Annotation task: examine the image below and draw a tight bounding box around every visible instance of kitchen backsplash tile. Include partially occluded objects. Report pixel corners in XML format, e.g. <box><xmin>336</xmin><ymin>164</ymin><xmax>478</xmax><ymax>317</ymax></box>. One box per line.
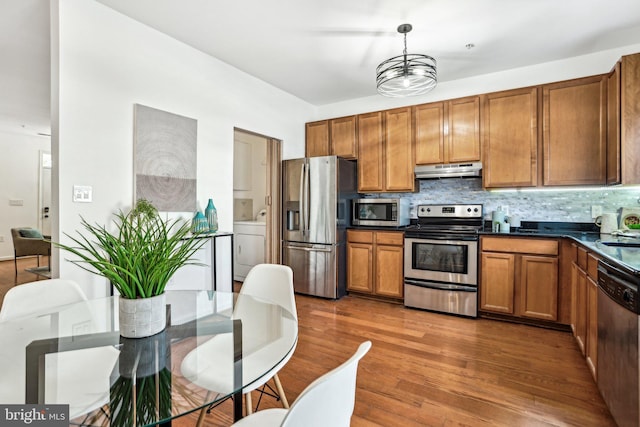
<box><xmin>366</xmin><ymin>178</ymin><xmax>640</xmax><ymax>223</ymax></box>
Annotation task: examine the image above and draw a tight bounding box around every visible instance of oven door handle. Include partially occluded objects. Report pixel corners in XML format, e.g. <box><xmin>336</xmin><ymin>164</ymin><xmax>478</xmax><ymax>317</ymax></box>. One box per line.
<box><xmin>404</xmin><ymin>279</ymin><xmax>477</xmax><ymax>292</ymax></box>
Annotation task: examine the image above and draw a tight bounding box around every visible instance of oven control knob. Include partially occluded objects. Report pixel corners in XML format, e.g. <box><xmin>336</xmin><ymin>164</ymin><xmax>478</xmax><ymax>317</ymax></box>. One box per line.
<box><xmin>426</xmin><ymin>208</ymin><xmax>431</xmax><ymax>213</ymax></box>
<box><xmin>474</xmin><ymin>208</ymin><xmax>479</xmax><ymax>212</ymax></box>
<box><xmin>623</xmin><ymin>289</ymin><xmax>632</xmax><ymax>303</ymax></box>
<box><xmin>467</xmin><ymin>208</ymin><xmax>471</xmax><ymax>212</ymax></box>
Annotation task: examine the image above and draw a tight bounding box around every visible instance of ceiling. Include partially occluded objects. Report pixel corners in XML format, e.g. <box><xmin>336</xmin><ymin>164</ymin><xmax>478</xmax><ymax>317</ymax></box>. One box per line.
<box><xmin>3</xmin><ymin>0</ymin><xmax>640</xmax><ymax>135</ymax></box>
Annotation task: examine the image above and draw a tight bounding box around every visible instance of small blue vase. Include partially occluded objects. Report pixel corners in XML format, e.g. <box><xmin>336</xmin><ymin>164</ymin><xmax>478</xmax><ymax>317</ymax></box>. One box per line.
<box><xmin>192</xmin><ymin>211</ymin><xmax>208</xmax><ymax>233</ymax></box>
<box><xmin>205</xmin><ymin>198</ymin><xmax>218</xmax><ymax>233</ymax></box>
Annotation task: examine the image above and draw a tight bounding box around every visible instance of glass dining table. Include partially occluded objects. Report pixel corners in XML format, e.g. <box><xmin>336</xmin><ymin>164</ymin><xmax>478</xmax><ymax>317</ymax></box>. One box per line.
<box><xmin>0</xmin><ymin>290</ymin><xmax>298</xmax><ymax>426</ymax></box>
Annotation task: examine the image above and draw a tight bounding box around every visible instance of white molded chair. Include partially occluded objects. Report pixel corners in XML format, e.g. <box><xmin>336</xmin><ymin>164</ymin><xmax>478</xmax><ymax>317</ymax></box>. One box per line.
<box><xmin>180</xmin><ymin>263</ymin><xmax>297</xmax><ymax>422</ymax></box>
<box><xmin>0</xmin><ymin>279</ymin><xmax>86</xmax><ymax>321</ymax></box>
<box><xmin>231</xmin><ymin>341</ymin><xmax>372</xmax><ymax>427</ymax></box>
<box><xmin>0</xmin><ymin>279</ymin><xmax>120</xmax><ymax>420</ymax></box>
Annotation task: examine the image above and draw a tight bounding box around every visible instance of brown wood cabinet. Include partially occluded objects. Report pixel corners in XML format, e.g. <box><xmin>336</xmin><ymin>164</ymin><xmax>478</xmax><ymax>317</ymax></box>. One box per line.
<box><xmin>607</xmin><ymin>53</ymin><xmax>640</xmax><ymax>185</ymax></box>
<box><xmin>482</xmin><ymin>88</ymin><xmax>538</xmax><ymax>188</ymax></box>
<box><xmin>305</xmin><ymin>116</ymin><xmax>357</xmax><ymax>159</ymax></box>
<box><xmin>568</xmin><ymin>242</ymin><xmax>599</xmax><ymax>380</ymax></box>
<box><xmin>415</xmin><ymin>96</ymin><xmax>480</xmax><ymax>165</ymax></box>
<box><xmin>357</xmin><ymin>108</ymin><xmax>414</xmax><ymax>192</ymax></box>
<box><xmin>542</xmin><ymin>76</ymin><xmax>607</xmax><ymax>186</ymax></box>
<box><xmin>347</xmin><ymin>230</ymin><xmax>404</xmax><ymax>300</ymax></box>
<box><xmin>329</xmin><ymin>115</ymin><xmax>358</xmax><ymax>159</ymax></box>
<box><xmin>305</xmin><ymin>120</ymin><xmax>329</xmax><ymax>157</ymax></box>
<box><xmin>480</xmin><ymin>237</ymin><xmax>559</xmax><ymax>322</ymax></box>
<box><xmin>357</xmin><ymin>112</ymin><xmax>384</xmax><ymax>191</ymax></box>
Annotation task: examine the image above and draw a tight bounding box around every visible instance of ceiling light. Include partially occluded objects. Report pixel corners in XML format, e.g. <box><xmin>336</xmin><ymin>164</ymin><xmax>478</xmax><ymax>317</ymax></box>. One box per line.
<box><xmin>376</xmin><ymin>24</ymin><xmax>437</xmax><ymax>97</ymax></box>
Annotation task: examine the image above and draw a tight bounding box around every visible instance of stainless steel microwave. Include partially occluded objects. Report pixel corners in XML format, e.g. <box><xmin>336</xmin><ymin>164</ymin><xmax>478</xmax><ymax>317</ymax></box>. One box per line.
<box><xmin>352</xmin><ymin>198</ymin><xmax>410</xmax><ymax>227</ymax></box>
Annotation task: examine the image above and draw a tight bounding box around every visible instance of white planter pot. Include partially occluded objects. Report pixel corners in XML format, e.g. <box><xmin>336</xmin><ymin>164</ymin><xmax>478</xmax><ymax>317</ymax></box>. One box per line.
<box><xmin>118</xmin><ymin>293</ymin><xmax>167</xmax><ymax>339</ymax></box>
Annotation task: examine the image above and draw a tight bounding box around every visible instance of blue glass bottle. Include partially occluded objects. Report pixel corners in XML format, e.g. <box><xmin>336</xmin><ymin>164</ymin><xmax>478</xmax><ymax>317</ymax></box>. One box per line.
<box><xmin>192</xmin><ymin>211</ymin><xmax>208</xmax><ymax>233</ymax></box>
<box><xmin>205</xmin><ymin>198</ymin><xmax>218</xmax><ymax>233</ymax></box>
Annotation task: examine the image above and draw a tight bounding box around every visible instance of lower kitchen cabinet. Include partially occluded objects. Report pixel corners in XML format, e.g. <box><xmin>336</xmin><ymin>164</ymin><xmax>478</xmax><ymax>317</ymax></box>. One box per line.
<box><xmin>571</xmin><ymin>243</ymin><xmax>599</xmax><ymax>380</ymax></box>
<box><xmin>347</xmin><ymin>230</ymin><xmax>404</xmax><ymax>300</ymax></box>
<box><xmin>480</xmin><ymin>236</ymin><xmax>559</xmax><ymax>322</ymax></box>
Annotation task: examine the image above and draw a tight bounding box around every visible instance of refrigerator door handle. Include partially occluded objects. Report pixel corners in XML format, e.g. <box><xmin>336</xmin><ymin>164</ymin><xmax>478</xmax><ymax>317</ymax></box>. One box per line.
<box><xmin>303</xmin><ymin>160</ymin><xmax>310</xmax><ymax>236</ymax></box>
<box><xmin>298</xmin><ymin>162</ymin><xmax>306</xmax><ymax>237</ymax></box>
<box><xmin>285</xmin><ymin>243</ymin><xmax>333</xmax><ymax>252</ymax></box>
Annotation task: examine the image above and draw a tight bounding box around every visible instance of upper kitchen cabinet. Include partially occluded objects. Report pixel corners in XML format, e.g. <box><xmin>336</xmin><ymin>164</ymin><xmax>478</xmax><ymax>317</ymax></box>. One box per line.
<box><xmin>357</xmin><ymin>111</ymin><xmax>384</xmax><ymax>191</ymax></box>
<box><xmin>482</xmin><ymin>87</ymin><xmax>538</xmax><ymax>188</ymax></box>
<box><xmin>415</xmin><ymin>96</ymin><xmax>480</xmax><ymax>165</ymax></box>
<box><xmin>542</xmin><ymin>76</ymin><xmax>606</xmax><ymax>186</ymax></box>
<box><xmin>357</xmin><ymin>108</ymin><xmax>414</xmax><ymax>192</ymax></box>
<box><xmin>607</xmin><ymin>53</ymin><xmax>640</xmax><ymax>185</ymax></box>
<box><xmin>329</xmin><ymin>115</ymin><xmax>358</xmax><ymax>159</ymax></box>
<box><xmin>384</xmin><ymin>107</ymin><xmax>415</xmax><ymax>192</ymax></box>
<box><xmin>305</xmin><ymin>116</ymin><xmax>358</xmax><ymax>159</ymax></box>
<box><xmin>305</xmin><ymin>120</ymin><xmax>329</xmax><ymax>157</ymax></box>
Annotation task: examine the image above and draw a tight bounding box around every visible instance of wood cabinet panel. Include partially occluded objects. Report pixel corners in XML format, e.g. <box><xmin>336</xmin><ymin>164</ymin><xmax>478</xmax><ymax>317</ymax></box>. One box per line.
<box><xmin>375</xmin><ymin>231</ymin><xmax>404</xmax><ymax>246</ymax></box>
<box><xmin>542</xmin><ymin>76</ymin><xmax>606</xmax><ymax>186</ymax></box>
<box><xmin>586</xmin><ymin>275</ymin><xmax>598</xmax><ymax>380</ymax></box>
<box><xmin>620</xmin><ymin>53</ymin><xmax>640</xmax><ymax>184</ymax></box>
<box><xmin>415</xmin><ymin>102</ymin><xmax>445</xmax><ymax>164</ymax></box>
<box><xmin>305</xmin><ymin>120</ymin><xmax>329</xmax><ymax>157</ymax></box>
<box><xmin>574</xmin><ymin>264</ymin><xmax>588</xmax><ymax>355</ymax></box>
<box><xmin>482</xmin><ymin>88</ymin><xmax>538</xmax><ymax>188</ymax></box>
<box><xmin>347</xmin><ymin>242</ymin><xmax>373</xmax><ymax>293</ymax></box>
<box><xmin>480</xmin><ymin>252</ymin><xmax>515</xmax><ymax>314</ymax></box>
<box><xmin>481</xmin><ymin>236</ymin><xmax>559</xmax><ymax>323</ymax></box>
<box><xmin>481</xmin><ymin>237</ymin><xmax>558</xmax><ymax>256</ymax></box>
<box><xmin>519</xmin><ymin>255</ymin><xmax>558</xmax><ymax>321</ymax></box>
<box><xmin>375</xmin><ymin>244</ymin><xmax>404</xmax><ymax>298</ymax></box>
<box><xmin>347</xmin><ymin>230</ymin><xmax>403</xmax><ymax>300</ymax></box>
<box><xmin>607</xmin><ymin>62</ymin><xmax>621</xmax><ymax>184</ymax></box>
<box><xmin>447</xmin><ymin>96</ymin><xmax>481</xmax><ymax>163</ymax></box>
<box><xmin>330</xmin><ymin>115</ymin><xmax>357</xmax><ymax>159</ymax></box>
<box><xmin>384</xmin><ymin>107</ymin><xmax>415</xmax><ymax>192</ymax></box>
<box><xmin>357</xmin><ymin>112</ymin><xmax>384</xmax><ymax>192</ymax></box>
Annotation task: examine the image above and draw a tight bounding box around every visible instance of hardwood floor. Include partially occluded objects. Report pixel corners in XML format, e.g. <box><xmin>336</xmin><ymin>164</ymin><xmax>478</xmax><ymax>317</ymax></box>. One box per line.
<box><xmin>175</xmin><ymin>294</ymin><xmax>614</xmax><ymax>427</ymax></box>
<box><xmin>0</xmin><ymin>260</ymin><xmax>615</xmax><ymax>426</ymax></box>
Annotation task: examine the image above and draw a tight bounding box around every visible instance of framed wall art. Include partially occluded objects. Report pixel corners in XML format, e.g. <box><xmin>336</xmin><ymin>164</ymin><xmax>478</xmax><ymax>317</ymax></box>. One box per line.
<box><xmin>133</xmin><ymin>104</ymin><xmax>197</xmax><ymax>212</ymax></box>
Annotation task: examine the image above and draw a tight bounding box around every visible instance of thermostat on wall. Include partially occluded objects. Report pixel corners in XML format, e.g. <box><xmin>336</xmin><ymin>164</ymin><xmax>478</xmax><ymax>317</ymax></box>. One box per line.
<box><xmin>73</xmin><ymin>185</ymin><xmax>92</xmax><ymax>203</ymax></box>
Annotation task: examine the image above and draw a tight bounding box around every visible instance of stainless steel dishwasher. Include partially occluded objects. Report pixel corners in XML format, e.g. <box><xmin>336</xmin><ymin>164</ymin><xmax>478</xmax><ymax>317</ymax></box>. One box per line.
<box><xmin>597</xmin><ymin>259</ymin><xmax>640</xmax><ymax>427</ymax></box>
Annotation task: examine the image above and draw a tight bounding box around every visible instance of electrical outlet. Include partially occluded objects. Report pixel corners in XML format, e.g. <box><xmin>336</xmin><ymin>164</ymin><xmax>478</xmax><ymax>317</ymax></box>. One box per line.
<box><xmin>592</xmin><ymin>205</ymin><xmax>603</xmax><ymax>219</ymax></box>
<box><xmin>0</xmin><ymin>236</ymin><xmax>4</xmax><ymax>242</ymax></box>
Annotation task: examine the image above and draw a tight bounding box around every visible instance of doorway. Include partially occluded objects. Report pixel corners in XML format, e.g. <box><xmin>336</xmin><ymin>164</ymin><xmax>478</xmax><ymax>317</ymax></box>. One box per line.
<box><xmin>232</xmin><ymin>129</ymin><xmax>281</xmax><ymax>281</ymax></box>
<box><xmin>38</xmin><ymin>151</ymin><xmax>52</xmax><ymax>237</ymax></box>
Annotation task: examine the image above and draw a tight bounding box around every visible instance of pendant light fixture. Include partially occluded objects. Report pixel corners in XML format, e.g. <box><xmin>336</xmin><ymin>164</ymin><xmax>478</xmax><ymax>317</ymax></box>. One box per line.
<box><xmin>376</xmin><ymin>24</ymin><xmax>437</xmax><ymax>97</ymax></box>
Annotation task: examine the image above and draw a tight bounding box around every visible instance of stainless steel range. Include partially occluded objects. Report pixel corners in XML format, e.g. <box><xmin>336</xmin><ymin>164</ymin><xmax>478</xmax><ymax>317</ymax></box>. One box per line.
<box><xmin>404</xmin><ymin>204</ymin><xmax>483</xmax><ymax>317</ymax></box>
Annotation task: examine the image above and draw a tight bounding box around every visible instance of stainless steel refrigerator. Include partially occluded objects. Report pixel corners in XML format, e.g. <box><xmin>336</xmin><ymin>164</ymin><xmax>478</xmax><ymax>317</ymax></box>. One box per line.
<box><xmin>282</xmin><ymin>156</ymin><xmax>357</xmax><ymax>299</ymax></box>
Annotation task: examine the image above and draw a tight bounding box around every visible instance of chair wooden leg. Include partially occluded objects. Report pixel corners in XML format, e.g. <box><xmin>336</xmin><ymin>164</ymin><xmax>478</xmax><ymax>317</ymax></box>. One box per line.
<box><xmin>273</xmin><ymin>373</ymin><xmax>289</xmax><ymax>409</ymax></box>
<box><xmin>14</xmin><ymin>254</ymin><xmax>17</xmax><ymax>277</ymax></box>
<box><xmin>245</xmin><ymin>391</ymin><xmax>253</xmax><ymax>415</ymax></box>
<box><xmin>195</xmin><ymin>390</ymin><xmax>212</xmax><ymax>427</ymax></box>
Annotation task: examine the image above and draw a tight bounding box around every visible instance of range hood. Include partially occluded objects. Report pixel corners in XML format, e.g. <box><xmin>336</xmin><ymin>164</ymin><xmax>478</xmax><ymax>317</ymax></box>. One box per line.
<box><xmin>414</xmin><ymin>162</ymin><xmax>482</xmax><ymax>179</ymax></box>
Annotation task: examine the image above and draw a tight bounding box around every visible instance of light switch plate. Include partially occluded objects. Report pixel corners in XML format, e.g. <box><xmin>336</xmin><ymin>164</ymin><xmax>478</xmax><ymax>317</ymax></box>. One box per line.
<box><xmin>73</xmin><ymin>185</ymin><xmax>93</xmax><ymax>203</ymax></box>
<box><xmin>8</xmin><ymin>199</ymin><xmax>23</xmax><ymax>206</ymax></box>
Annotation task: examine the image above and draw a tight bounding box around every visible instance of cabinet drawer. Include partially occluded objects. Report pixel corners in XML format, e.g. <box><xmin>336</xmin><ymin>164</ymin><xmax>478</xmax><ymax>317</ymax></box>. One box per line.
<box><xmin>375</xmin><ymin>231</ymin><xmax>404</xmax><ymax>246</ymax></box>
<box><xmin>481</xmin><ymin>237</ymin><xmax>558</xmax><ymax>255</ymax></box>
<box><xmin>587</xmin><ymin>252</ymin><xmax>599</xmax><ymax>280</ymax></box>
<box><xmin>577</xmin><ymin>247</ymin><xmax>588</xmax><ymax>270</ymax></box>
<box><xmin>347</xmin><ymin>230</ymin><xmax>373</xmax><ymax>244</ymax></box>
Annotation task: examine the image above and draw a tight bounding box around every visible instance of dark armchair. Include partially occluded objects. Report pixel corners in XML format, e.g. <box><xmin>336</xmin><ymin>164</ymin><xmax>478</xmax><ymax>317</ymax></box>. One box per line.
<box><xmin>10</xmin><ymin>227</ymin><xmax>51</xmax><ymax>276</ymax></box>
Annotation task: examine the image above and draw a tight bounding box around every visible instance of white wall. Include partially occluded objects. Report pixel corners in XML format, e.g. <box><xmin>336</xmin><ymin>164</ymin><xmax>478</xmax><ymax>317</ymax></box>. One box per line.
<box><xmin>53</xmin><ymin>0</ymin><xmax>313</xmax><ymax>297</ymax></box>
<box><xmin>316</xmin><ymin>43</ymin><xmax>640</xmax><ymax>118</ymax></box>
<box><xmin>0</xmin><ymin>129</ymin><xmax>50</xmax><ymax>260</ymax></box>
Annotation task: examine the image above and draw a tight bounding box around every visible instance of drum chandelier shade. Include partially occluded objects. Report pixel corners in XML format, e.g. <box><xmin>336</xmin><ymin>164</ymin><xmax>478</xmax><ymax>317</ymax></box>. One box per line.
<box><xmin>376</xmin><ymin>24</ymin><xmax>437</xmax><ymax>97</ymax></box>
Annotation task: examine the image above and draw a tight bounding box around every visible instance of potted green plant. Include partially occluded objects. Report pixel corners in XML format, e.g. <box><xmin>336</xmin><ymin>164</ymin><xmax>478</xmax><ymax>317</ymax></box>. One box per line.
<box><xmin>55</xmin><ymin>199</ymin><xmax>206</xmax><ymax>338</ymax></box>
